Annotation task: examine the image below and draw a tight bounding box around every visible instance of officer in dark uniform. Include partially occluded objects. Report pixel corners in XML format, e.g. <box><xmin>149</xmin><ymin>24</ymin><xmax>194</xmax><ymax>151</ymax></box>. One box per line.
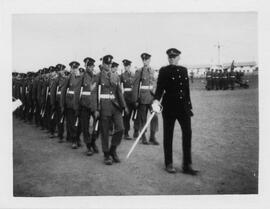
<box><xmin>120</xmin><ymin>59</ymin><xmax>137</xmax><ymax>140</ymax></box>
<box><xmin>79</xmin><ymin>57</ymin><xmax>99</xmax><ymax>156</ymax></box>
<box><xmin>93</xmin><ymin>55</ymin><xmax>128</xmax><ymax>165</ymax></box>
<box><xmin>153</xmin><ymin>48</ymin><xmax>198</xmax><ymax>175</ymax></box>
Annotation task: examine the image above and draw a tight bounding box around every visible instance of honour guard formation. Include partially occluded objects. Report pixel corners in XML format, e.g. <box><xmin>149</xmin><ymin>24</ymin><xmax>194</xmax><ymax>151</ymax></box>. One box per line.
<box><xmin>12</xmin><ymin>49</ymin><xmax>199</xmax><ymax>175</ymax></box>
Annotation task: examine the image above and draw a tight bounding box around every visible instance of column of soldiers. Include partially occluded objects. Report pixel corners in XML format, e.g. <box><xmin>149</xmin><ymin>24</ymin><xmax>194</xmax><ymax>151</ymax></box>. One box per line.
<box><xmin>205</xmin><ymin>67</ymin><xmax>237</xmax><ymax>90</ymax></box>
<box><xmin>12</xmin><ymin>53</ymin><xmax>159</xmax><ymax>165</ymax></box>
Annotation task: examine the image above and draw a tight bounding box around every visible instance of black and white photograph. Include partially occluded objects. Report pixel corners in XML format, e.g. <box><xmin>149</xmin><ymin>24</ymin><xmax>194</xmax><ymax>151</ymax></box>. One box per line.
<box><xmin>2</xmin><ymin>0</ymin><xmax>270</xmax><ymax>208</ymax></box>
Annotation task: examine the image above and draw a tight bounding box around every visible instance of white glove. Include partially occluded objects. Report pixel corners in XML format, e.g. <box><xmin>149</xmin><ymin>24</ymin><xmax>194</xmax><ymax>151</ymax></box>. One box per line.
<box><xmin>151</xmin><ymin>100</ymin><xmax>162</xmax><ymax>113</ymax></box>
<box><xmin>12</xmin><ymin>99</ymin><xmax>22</xmax><ymax>112</ymax></box>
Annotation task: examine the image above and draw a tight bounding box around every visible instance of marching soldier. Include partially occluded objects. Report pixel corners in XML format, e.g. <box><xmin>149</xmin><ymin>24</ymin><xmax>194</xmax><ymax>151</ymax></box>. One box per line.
<box><xmin>218</xmin><ymin>69</ymin><xmax>223</xmax><ymax>90</ymax></box>
<box><xmin>221</xmin><ymin>68</ymin><xmax>229</xmax><ymax>90</ymax></box>
<box><xmin>132</xmin><ymin>53</ymin><xmax>159</xmax><ymax>145</ymax></box>
<box><xmin>205</xmin><ymin>68</ymin><xmax>212</xmax><ymax>90</ymax></box>
<box><xmin>61</xmin><ymin>61</ymin><xmax>83</xmax><ymax>149</ymax></box>
<box><xmin>79</xmin><ymin>57</ymin><xmax>99</xmax><ymax>156</ymax></box>
<box><xmin>229</xmin><ymin>64</ymin><xmax>236</xmax><ymax>90</ymax></box>
<box><xmin>213</xmin><ymin>69</ymin><xmax>219</xmax><ymax>90</ymax></box>
<box><xmin>48</xmin><ymin>66</ymin><xmax>60</xmax><ymax>138</ymax></box>
<box><xmin>32</xmin><ymin>69</ymin><xmax>42</xmax><ymax>127</ymax></box>
<box><xmin>120</xmin><ymin>59</ymin><xmax>137</xmax><ymax>140</ymax></box>
<box><xmin>153</xmin><ymin>48</ymin><xmax>198</xmax><ymax>175</ymax></box>
<box><xmin>55</xmin><ymin>64</ymin><xmax>67</xmax><ymax>143</ymax></box>
<box><xmin>94</xmin><ymin>55</ymin><xmax>128</xmax><ymax>165</ymax></box>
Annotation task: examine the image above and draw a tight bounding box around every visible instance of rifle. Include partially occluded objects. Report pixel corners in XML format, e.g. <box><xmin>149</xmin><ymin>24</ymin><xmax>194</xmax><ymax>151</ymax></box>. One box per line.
<box><xmin>132</xmin><ymin>68</ymin><xmax>143</xmax><ymax>121</ymax></box>
<box><xmin>42</xmin><ymin>86</ymin><xmax>49</xmax><ymax>118</ymax></box>
<box><xmin>93</xmin><ymin>74</ymin><xmax>102</xmax><ymax>134</ymax></box>
<box><xmin>75</xmin><ymin>86</ymin><xmax>83</xmax><ymax>127</ymax></box>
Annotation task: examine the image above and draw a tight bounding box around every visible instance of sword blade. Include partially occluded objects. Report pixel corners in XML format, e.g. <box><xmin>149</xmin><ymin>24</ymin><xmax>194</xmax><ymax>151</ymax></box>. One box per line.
<box><xmin>126</xmin><ymin>112</ymin><xmax>156</xmax><ymax>159</ymax></box>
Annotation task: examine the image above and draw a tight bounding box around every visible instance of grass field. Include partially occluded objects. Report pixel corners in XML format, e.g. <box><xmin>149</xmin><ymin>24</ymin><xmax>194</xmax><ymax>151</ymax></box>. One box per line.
<box><xmin>13</xmin><ymin>75</ymin><xmax>258</xmax><ymax>196</ymax></box>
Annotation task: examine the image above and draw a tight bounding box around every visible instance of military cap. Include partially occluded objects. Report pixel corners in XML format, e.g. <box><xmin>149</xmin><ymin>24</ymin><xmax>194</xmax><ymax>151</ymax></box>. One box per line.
<box><xmin>83</xmin><ymin>57</ymin><xmax>95</xmax><ymax>66</ymax></box>
<box><xmin>56</xmin><ymin>64</ymin><xmax>66</xmax><ymax>71</ymax></box>
<box><xmin>49</xmin><ymin>66</ymin><xmax>55</xmax><ymax>72</ymax></box>
<box><xmin>69</xmin><ymin>61</ymin><xmax>80</xmax><ymax>69</ymax></box>
<box><xmin>122</xmin><ymin>59</ymin><xmax>132</xmax><ymax>66</ymax></box>
<box><xmin>166</xmin><ymin>48</ymin><xmax>181</xmax><ymax>58</ymax></box>
<box><xmin>141</xmin><ymin>53</ymin><xmax>151</xmax><ymax>60</ymax></box>
<box><xmin>111</xmin><ymin>62</ymin><xmax>119</xmax><ymax>68</ymax></box>
<box><xmin>79</xmin><ymin>67</ymin><xmax>85</xmax><ymax>73</ymax></box>
<box><xmin>102</xmin><ymin>55</ymin><xmax>113</xmax><ymax>65</ymax></box>
<box><xmin>12</xmin><ymin>72</ymin><xmax>18</xmax><ymax>76</ymax></box>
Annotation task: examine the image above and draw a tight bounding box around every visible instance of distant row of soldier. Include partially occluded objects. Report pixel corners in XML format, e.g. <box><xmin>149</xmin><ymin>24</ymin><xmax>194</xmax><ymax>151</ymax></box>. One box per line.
<box><xmin>205</xmin><ymin>68</ymin><xmax>244</xmax><ymax>90</ymax></box>
<box><xmin>12</xmin><ymin>53</ymin><xmax>159</xmax><ymax>165</ymax></box>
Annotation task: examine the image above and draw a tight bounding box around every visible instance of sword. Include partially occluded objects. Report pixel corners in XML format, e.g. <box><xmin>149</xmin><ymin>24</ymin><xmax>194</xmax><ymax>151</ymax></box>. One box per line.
<box><xmin>126</xmin><ymin>112</ymin><xmax>156</xmax><ymax>159</ymax></box>
<box><xmin>126</xmin><ymin>92</ymin><xmax>164</xmax><ymax>159</ymax></box>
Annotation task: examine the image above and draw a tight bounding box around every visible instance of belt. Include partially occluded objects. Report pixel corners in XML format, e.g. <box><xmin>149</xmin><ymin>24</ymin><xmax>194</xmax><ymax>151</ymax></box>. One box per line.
<box><xmin>81</xmin><ymin>91</ymin><xmax>91</xmax><ymax>96</ymax></box>
<box><xmin>230</xmin><ymin>76</ymin><xmax>235</xmax><ymax>78</ymax></box>
<box><xmin>100</xmin><ymin>94</ymin><xmax>115</xmax><ymax>99</ymax></box>
<box><xmin>124</xmin><ymin>88</ymin><xmax>132</xmax><ymax>92</ymax></box>
<box><xmin>57</xmin><ymin>91</ymin><xmax>61</xmax><ymax>95</ymax></box>
<box><xmin>67</xmin><ymin>90</ymin><xmax>74</xmax><ymax>95</ymax></box>
<box><xmin>140</xmin><ymin>85</ymin><xmax>153</xmax><ymax>90</ymax></box>
<box><xmin>223</xmin><ymin>77</ymin><xmax>227</xmax><ymax>78</ymax></box>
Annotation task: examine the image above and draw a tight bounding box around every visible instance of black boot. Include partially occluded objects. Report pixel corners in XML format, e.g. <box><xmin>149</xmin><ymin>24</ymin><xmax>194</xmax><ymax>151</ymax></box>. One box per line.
<box><xmin>149</xmin><ymin>131</ymin><xmax>159</xmax><ymax>145</ymax></box>
<box><xmin>133</xmin><ymin>130</ymin><xmax>139</xmax><ymax>139</ymax></box>
<box><xmin>109</xmin><ymin>145</ymin><xmax>120</xmax><ymax>163</ymax></box>
<box><xmin>86</xmin><ymin>144</ymin><xmax>93</xmax><ymax>156</ymax></box>
<box><xmin>104</xmin><ymin>152</ymin><xmax>113</xmax><ymax>165</ymax></box>
<box><xmin>182</xmin><ymin>164</ymin><xmax>199</xmax><ymax>176</ymax></box>
<box><xmin>91</xmin><ymin>135</ymin><xmax>99</xmax><ymax>153</ymax></box>
<box><xmin>141</xmin><ymin>134</ymin><xmax>149</xmax><ymax>145</ymax></box>
<box><xmin>124</xmin><ymin>131</ymin><xmax>131</xmax><ymax>140</ymax></box>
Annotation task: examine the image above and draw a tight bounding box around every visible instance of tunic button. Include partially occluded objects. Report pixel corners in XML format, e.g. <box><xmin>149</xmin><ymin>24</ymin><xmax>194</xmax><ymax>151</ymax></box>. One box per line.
<box><xmin>180</xmin><ymin>82</ymin><xmax>182</xmax><ymax>85</ymax></box>
<box><xmin>185</xmin><ymin>77</ymin><xmax>187</xmax><ymax>80</ymax></box>
<box><xmin>180</xmin><ymin>90</ymin><xmax>183</xmax><ymax>92</ymax></box>
<box><xmin>180</xmin><ymin>97</ymin><xmax>183</xmax><ymax>99</ymax></box>
<box><xmin>179</xmin><ymin>75</ymin><xmax>181</xmax><ymax>78</ymax></box>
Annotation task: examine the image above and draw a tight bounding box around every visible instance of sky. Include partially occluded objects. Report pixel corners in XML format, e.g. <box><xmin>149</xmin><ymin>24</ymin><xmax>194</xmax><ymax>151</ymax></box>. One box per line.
<box><xmin>12</xmin><ymin>12</ymin><xmax>257</xmax><ymax>73</ymax></box>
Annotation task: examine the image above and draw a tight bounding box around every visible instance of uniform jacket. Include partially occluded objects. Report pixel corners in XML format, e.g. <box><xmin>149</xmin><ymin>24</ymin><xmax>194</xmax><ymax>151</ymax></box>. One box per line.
<box><xmin>79</xmin><ymin>71</ymin><xmax>97</xmax><ymax>110</ymax></box>
<box><xmin>120</xmin><ymin>70</ymin><xmax>134</xmax><ymax>104</ymax></box>
<box><xmin>61</xmin><ymin>72</ymin><xmax>83</xmax><ymax>112</ymax></box>
<box><xmin>94</xmin><ymin>67</ymin><xmax>127</xmax><ymax>116</ymax></box>
<box><xmin>49</xmin><ymin>76</ymin><xmax>59</xmax><ymax>110</ymax></box>
<box><xmin>40</xmin><ymin>78</ymin><xmax>49</xmax><ymax>107</ymax></box>
<box><xmin>132</xmin><ymin>66</ymin><xmax>155</xmax><ymax>105</ymax></box>
<box><xmin>56</xmin><ymin>75</ymin><xmax>68</xmax><ymax>107</ymax></box>
<box><xmin>154</xmin><ymin>64</ymin><xmax>193</xmax><ymax>116</ymax></box>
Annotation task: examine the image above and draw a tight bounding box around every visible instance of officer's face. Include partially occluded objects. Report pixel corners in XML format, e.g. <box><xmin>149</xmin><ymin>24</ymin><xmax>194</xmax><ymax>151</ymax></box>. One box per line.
<box><xmin>124</xmin><ymin>65</ymin><xmax>131</xmax><ymax>71</ymax></box>
<box><xmin>143</xmin><ymin>58</ymin><xmax>151</xmax><ymax>66</ymax></box>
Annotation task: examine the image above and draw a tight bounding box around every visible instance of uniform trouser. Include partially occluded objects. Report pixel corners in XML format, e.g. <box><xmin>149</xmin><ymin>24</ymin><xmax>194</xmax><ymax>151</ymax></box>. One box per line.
<box><xmin>79</xmin><ymin>106</ymin><xmax>96</xmax><ymax>147</ymax></box>
<box><xmin>66</xmin><ymin>108</ymin><xmax>80</xmax><ymax>144</ymax></box>
<box><xmin>162</xmin><ymin>111</ymin><xmax>192</xmax><ymax>167</ymax></box>
<box><xmin>56</xmin><ymin>104</ymin><xmax>64</xmax><ymax>139</ymax></box>
<box><xmin>123</xmin><ymin>102</ymin><xmax>135</xmax><ymax>135</ymax></box>
<box><xmin>206</xmin><ymin>80</ymin><xmax>211</xmax><ymax>90</ymax></box>
<box><xmin>34</xmin><ymin>102</ymin><xmax>40</xmax><ymax>125</ymax></box>
<box><xmin>49</xmin><ymin>104</ymin><xmax>59</xmax><ymax>135</ymax></box>
<box><xmin>222</xmin><ymin>79</ymin><xmax>228</xmax><ymax>90</ymax></box>
<box><xmin>136</xmin><ymin>104</ymin><xmax>158</xmax><ymax>137</ymax></box>
<box><xmin>229</xmin><ymin>79</ymin><xmax>235</xmax><ymax>89</ymax></box>
<box><xmin>27</xmin><ymin>101</ymin><xmax>34</xmax><ymax>122</ymax></box>
<box><xmin>100</xmin><ymin>109</ymin><xmax>124</xmax><ymax>153</ymax></box>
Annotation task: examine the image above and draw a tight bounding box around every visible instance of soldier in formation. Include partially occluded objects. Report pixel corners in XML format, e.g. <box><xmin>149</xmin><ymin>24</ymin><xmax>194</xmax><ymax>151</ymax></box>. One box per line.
<box><xmin>12</xmin><ymin>52</ymin><xmax>169</xmax><ymax>166</ymax></box>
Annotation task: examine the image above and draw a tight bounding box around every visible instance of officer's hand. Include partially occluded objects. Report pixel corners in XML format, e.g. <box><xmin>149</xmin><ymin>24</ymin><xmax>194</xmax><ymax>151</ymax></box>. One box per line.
<box><xmin>94</xmin><ymin>111</ymin><xmax>100</xmax><ymax>119</ymax></box>
<box><xmin>151</xmin><ymin>100</ymin><xmax>162</xmax><ymax>113</ymax></box>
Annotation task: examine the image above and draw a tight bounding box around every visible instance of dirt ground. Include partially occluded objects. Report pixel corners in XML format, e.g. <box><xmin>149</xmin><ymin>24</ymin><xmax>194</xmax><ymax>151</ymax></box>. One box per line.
<box><xmin>13</xmin><ymin>76</ymin><xmax>258</xmax><ymax>196</ymax></box>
